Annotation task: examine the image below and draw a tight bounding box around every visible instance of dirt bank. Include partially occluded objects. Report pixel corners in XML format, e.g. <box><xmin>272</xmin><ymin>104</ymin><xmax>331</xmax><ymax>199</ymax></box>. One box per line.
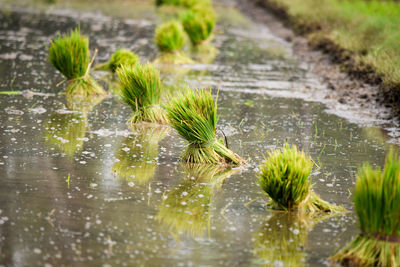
<box><xmin>236</xmin><ymin>0</ymin><xmax>396</xmax><ymax>123</ymax></box>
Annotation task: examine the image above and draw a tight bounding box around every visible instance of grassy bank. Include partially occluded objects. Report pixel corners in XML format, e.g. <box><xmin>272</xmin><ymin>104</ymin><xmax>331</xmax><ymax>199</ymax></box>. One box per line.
<box><xmin>257</xmin><ymin>0</ymin><xmax>400</xmax><ymax>103</ymax></box>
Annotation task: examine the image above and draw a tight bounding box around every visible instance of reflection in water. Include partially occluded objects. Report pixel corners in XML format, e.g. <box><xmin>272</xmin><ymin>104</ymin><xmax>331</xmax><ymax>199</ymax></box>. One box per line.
<box><xmin>44</xmin><ymin>96</ymin><xmax>105</xmax><ymax>157</ymax></box>
<box><xmin>190</xmin><ymin>43</ymin><xmax>218</xmax><ymax>64</ymax></box>
<box><xmin>154</xmin><ymin>52</ymin><xmax>194</xmax><ymax>65</ymax></box>
<box><xmin>44</xmin><ymin>112</ymin><xmax>87</xmax><ymax>157</ymax></box>
<box><xmin>112</xmin><ymin>124</ymin><xmax>169</xmax><ymax>185</ymax></box>
<box><xmin>253</xmin><ymin>212</ymin><xmax>342</xmax><ymax>266</ymax></box>
<box><xmin>253</xmin><ymin>212</ymin><xmax>308</xmax><ymax>266</ymax></box>
<box><xmin>157</xmin><ymin>164</ymin><xmax>239</xmax><ymax>238</ymax></box>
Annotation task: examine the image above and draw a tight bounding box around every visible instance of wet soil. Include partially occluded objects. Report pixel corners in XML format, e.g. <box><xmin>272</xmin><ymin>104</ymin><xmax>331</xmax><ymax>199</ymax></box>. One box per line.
<box><xmin>237</xmin><ymin>0</ymin><xmax>397</xmax><ymax>124</ymax></box>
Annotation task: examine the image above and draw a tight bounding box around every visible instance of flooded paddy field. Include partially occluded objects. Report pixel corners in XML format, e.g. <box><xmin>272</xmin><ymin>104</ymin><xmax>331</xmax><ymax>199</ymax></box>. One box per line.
<box><xmin>0</xmin><ymin>0</ymin><xmax>397</xmax><ymax>266</ymax></box>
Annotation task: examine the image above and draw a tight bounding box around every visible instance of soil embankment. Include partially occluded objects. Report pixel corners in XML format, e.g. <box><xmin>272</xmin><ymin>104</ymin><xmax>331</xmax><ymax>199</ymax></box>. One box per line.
<box><xmin>237</xmin><ymin>0</ymin><xmax>398</xmax><ymax>122</ymax></box>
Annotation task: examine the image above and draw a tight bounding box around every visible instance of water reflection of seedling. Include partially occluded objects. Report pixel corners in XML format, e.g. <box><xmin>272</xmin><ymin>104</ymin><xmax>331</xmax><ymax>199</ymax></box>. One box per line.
<box><xmin>258</xmin><ymin>143</ymin><xmax>345</xmax><ymax>213</ymax></box>
<box><xmin>253</xmin><ymin>212</ymin><xmax>308</xmax><ymax>266</ymax></box>
<box><xmin>44</xmin><ymin>112</ymin><xmax>86</xmax><ymax>157</ymax></box>
<box><xmin>48</xmin><ymin>27</ymin><xmax>106</xmax><ymax>98</ymax></box>
<box><xmin>157</xmin><ymin>164</ymin><xmax>238</xmax><ymax>238</ymax></box>
<box><xmin>166</xmin><ymin>88</ymin><xmax>245</xmax><ymax>166</ymax></box>
<box><xmin>156</xmin><ymin>0</ymin><xmax>211</xmax><ymax>8</ymax></box>
<box><xmin>117</xmin><ymin>63</ymin><xmax>168</xmax><ymax>125</ymax></box>
<box><xmin>112</xmin><ymin>125</ymin><xmax>169</xmax><ymax>185</ymax></box>
<box><xmin>95</xmin><ymin>49</ymin><xmax>139</xmax><ymax>73</ymax></box>
<box><xmin>330</xmin><ymin>149</ymin><xmax>400</xmax><ymax>266</ymax></box>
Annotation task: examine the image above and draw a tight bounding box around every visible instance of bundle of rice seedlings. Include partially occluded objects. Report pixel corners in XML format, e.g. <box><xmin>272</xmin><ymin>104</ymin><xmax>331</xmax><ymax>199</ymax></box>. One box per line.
<box><xmin>95</xmin><ymin>48</ymin><xmax>139</xmax><ymax>73</ymax></box>
<box><xmin>181</xmin><ymin>7</ymin><xmax>216</xmax><ymax>46</ymax></box>
<box><xmin>44</xmin><ymin>112</ymin><xmax>86</xmax><ymax>157</ymax></box>
<box><xmin>330</xmin><ymin>149</ymin><xmax>400</xmax><ymax>266</ymax></box>
<box><xmin>117</xmin><ymin>63</ymin><xmax>168</xmax><ymax>125</ymax></box>
<box><xmin>165</xmin><ymin>88</ymin><xmax>245</xmax><ymax>166</ymax></box>
<box><xmin>155</xmin><ymin>21</ymin><xmax>185</xmax><ymax>53</ymax></box>
<box><xmin>48</xmin><ymin>27</ymin><xmax>106</xmax><ymax>97</ymax></box>
<box><xmin>254</xmin><ymin>212</ymin><xmax>308</xmax><ymax>266</ymax></box>
<box><xmin>258</xmin><ymin>143</ymin><xmax>345</xmax><ymax>213</ymax></box>
<box><xmin>112</xmin><ymin>125</ymin><xmax>169</xmax><ymax>185</ymax></box>
<box><xmin>157</xmin><ymin>164</ymin><xmax>236</xmax><ymax>237</ymax></box>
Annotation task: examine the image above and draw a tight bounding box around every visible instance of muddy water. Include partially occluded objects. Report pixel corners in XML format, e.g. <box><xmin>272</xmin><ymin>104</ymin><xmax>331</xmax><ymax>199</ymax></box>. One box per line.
<box><xmin>0</xmin><ymin>0</ymin><xmax>397</xmax><ymax>266</ymax></box>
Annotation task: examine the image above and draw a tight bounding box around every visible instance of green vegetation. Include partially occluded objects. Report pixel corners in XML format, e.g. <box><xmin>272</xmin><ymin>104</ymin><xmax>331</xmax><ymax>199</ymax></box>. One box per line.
<box><xmin>154</xmin><ymin>20</ymin><xmax>186</xmax><ymax>53</ymax></box>
<box><xmin>117</xmin><ymin>63</ymin><xmax>168</xmax><ymax>125</ymax></box>
<box><xmin>181</xmin><ymin>7</ymin><xmax>215</xmax><ymax>45</ymax></box>
<box><xmin>165</xmin><ymin>88</ymin><xmax>245</xmax><ymax>166</ymax></box>
<box><xmin>330</xmin><ymin>149</ymin><xmax>400</xmax><ymax>266</ymax></box>
<box><xmin>112</xmin><ymin>125</ymin><xmax>169</xmax><ymax>185</ymax></box>
<box><xmin>258</xmin><ymin>143</ymin><xmax>345</xmax><ymax>213</ymax></box>
<box><xmin>95</xmin><ymin>48</ymin><xmax>139</xmax><ymax>73</ymax></box>
<box><xmin>48</xmin><ymin>27</ymin><xmax>106</xmax><ymax>97</ymax></box>
<box><xmin>264</xmin><ymin>0</ymin><xmax>400</xmax><ymax>96</ymax></box>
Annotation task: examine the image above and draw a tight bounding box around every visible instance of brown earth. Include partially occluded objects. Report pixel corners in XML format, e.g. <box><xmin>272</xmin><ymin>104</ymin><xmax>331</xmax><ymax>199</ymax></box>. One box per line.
<box><xmin>236</xmin><ymin>0</ymin><xmax>396</xmax><ymax>123</ymax></box>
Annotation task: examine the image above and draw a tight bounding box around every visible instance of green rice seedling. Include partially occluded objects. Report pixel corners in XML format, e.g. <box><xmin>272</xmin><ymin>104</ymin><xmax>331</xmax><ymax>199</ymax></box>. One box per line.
<box><xmin>258</xmin><ymin>143</ymin><xmax>345</xmax><ymax>213</ymax></box>
<box><xmin>181</xmin><ymin>7</ymin><xmax>216</xmax><ymax>45</ymax></box>
<box><xmin>330</xmin><ymin>149</ymin><xmax>400</xmax><ymax>266</ymax></box>
<box><xmin>157</xmin><ymin>164</ymin><xmax>237</xmax><ymax>237</ymax></box>
<box><xmin>117</xmin><ymin>63</ymin><xmax>168</xmax><ymax>125</ymax></box>
<box><xmin>44</xmin><ymin>112</ymin><xmax>86</xmax><ymax>157</ymax></box>
<box><xmin>155</xmin><ymin>21</ymin><xmax>186</xmax><ymax>53</ymax></box>
<box><xmin>48</xmin><ymin>27</ymin><xmax>106</xmax><ymax>97</ymax></box>
<box><xmin>95</xmin><ymin>49</ymin><xmax>139</xmax><ymax>73</ymax></box>
<box><xmin>112</xmin><ymin>125</ymin><xmax>169</xmax><ymax>185</ymax></box>
<box><xmin>165</xmin><ymin>88</ymin><xmax>245</xmax><ymax>166</ymax></box>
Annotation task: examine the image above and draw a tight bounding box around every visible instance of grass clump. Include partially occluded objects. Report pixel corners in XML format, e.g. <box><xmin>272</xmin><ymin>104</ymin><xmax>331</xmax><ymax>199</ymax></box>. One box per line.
<box><xmin>155</xmin><ymin>20</ymin><xmax>185</xmax><ymax>53</ymax></box>
<box><xmin>165</xmin><ymin>88</ymin><xmax>245</xmax><ymax>166</ymax></box>
<box><xmin>330</xmin><ymin>149</ymin><xmax>400</xmax><ymax>266</ymax></box>
<box><xmin>95</xmin><ymin>49</ymin><xmax>139</xmax><ymax>73</ymax></box>
<box><xmin>181</xmin><ymin>7</ymin><xmax>216</xmax><ymax>45</ymax></box>
<box><xmin>112</xmin><ymin>125</ymin><xmax>168</xmax><ymax>185</ymax></box>
<box><xmin>48</xmin><ymin>27</ymin><xmax>106</xmax><ymax>97</ymax></box>
<box><xmin>258</xmin><ymin>143</ymin><xmax>345</xmax><ymax>213</ymax></box>
<box><xmin>117</xmin><ymin>63</ymin><xmax>168</xmax><ymax>125</ymax></box>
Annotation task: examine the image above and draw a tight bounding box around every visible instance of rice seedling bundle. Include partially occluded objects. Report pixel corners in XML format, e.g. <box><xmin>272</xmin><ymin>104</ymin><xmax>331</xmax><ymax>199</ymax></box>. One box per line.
<box><xmin>48</xmin><ymin>27</ymin><xmax>106</xmax><ymax>97</ymax></box>
<box><xmin>112</xmin><ymin>125</ymin><xmax>169</xmax><ymax>185</ymax></box>
<box><xmin>44</xmin><ymin>112</ymin><xmax>86</xmax><ymax>157</ymax></box>
<box><xmin>155</xmin><ymin>21</ymin><xmax>186</xmax><ymax>53</ymax></box>
<box><xmin>181</xmin><ymin>6</ymin><xmax>216</xmax><ymax>45</ymax></box>
<box><xmin>330</xmin><ymin>149</ymin><xmax>400</xmax><ymax>266</ymax></box>
<box><xmin>258</xmin><ymin>143</ymin><xmax>345</xmax><ymax>213</ymax></box>
<box><xmin>95</xmin><ymin>48</ymin><xmax>139</xmax><ymax>73</ymax></box>
<box><xmin>165</xmin><ymin>88</ymin><xmax>245</xmax><ymax>166</ymax></box>
<box><xmin>117</xmin><ymin>63</ymin><xmax>168</xmax><ymax>125</ymax></box>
